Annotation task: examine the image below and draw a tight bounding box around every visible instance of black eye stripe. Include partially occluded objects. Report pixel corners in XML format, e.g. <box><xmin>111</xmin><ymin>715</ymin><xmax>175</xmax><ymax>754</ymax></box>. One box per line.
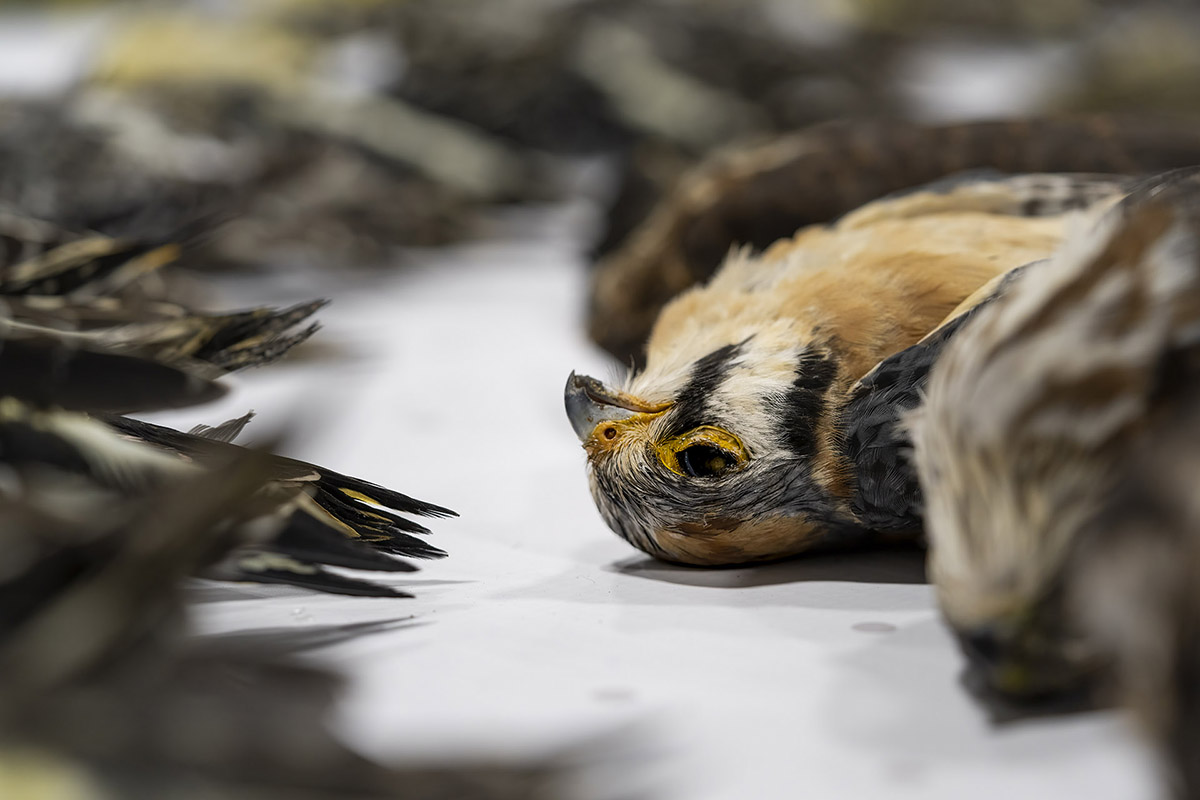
<box><xmin>780</xmin><ymin>348</ymin><xmax>838</xmax><ymax>460</ymax></box>
<box><xmin>666</xmin><ymin>342</ymin><xmax>745</xmax><ymax>436</ymax></box>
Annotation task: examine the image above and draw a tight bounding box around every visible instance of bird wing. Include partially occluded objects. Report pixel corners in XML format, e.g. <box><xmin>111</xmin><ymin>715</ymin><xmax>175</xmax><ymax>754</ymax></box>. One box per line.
<box><xmin>3</xmin><ymin>298</ymin><xmax>328</xmax><ymax>373</ymax></box>
<box><xmin>0</xmin><ymin>401</ymin><xmax>452</xmax><ymax>596</ymax></box>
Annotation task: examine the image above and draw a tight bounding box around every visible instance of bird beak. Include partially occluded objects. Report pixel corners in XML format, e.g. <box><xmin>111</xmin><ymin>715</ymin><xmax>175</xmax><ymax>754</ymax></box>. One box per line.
<box><xmin>564</xmin><ymin>372</ymin><xmax>670</xmax><ymax>442</ymax></box>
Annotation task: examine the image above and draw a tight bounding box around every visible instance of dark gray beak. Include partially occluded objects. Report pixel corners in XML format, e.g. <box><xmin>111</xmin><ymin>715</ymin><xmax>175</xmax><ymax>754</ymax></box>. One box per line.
<box><xmin>564</xmin><ymin>372</ymin><xmax>669</xmax><ymax>442</ymax></box>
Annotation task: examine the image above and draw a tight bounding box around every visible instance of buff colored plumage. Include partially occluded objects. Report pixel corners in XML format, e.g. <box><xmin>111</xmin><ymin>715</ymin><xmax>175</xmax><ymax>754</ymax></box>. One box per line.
<box><xmin>568</xmin><ymin>172</ymin><xmax>1127</xmax><ymax>565</ymax></box>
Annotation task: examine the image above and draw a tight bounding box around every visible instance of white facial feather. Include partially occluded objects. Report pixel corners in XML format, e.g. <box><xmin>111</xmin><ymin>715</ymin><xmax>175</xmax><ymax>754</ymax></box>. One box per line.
<box><xmin>627</xmin><ymin>247</ymin><xmax>817</xmax><ymax>453</ymax></box>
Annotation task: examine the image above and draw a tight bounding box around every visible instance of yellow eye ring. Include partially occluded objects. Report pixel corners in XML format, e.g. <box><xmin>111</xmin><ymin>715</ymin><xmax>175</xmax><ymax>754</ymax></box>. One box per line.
<box><xmin>655</xmin><ymin>426</ymin><xmax>749</xmax><ymax>478</ymax></box>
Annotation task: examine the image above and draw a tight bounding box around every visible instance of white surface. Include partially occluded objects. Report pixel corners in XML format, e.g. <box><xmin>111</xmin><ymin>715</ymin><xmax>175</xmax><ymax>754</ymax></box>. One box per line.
<box><xmin>148</xmin><ymin>205</ymin><xmax>1161</xmax><ymax>800</ymax></box>
<box><xmin>896</xmin><ymin>40</ymin><xmax>1075</xmax><ymax>123</ymax></box>
<box><xmin>0</xmin><ymin>11</ymin><xmax>112</xmax><ymax>96</ymax></box>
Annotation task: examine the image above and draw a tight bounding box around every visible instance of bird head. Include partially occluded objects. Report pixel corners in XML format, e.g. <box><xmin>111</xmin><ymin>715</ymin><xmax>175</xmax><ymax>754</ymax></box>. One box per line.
<box><xmin>565</xmin><ymin>318</ymin><xmax>857</xmax><ymax>566</ymax></box>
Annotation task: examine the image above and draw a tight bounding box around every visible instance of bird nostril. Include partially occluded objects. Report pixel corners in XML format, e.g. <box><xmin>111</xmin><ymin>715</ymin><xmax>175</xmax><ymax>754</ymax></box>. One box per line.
<box><xmin>603</xmin><ymin>426</ymin><xmax>617</xmax><ymax>440</ymax></box>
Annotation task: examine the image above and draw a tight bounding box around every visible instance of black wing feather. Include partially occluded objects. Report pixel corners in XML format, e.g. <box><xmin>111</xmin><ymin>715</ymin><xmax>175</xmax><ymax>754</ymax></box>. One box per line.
<box><xmin>0</xmin><ymin>334</ymin><xmax>226</xmax><ymax>412</ymax></box>
<box><xmin>840</xmin><ymin>265</ymin><xmax>1033</xmax><ymax>531</ymax></box>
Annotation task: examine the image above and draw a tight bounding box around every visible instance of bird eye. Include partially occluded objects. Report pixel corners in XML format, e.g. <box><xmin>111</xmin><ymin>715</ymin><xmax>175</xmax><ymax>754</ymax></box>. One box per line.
<box><xmin>677</xmin><ymin>444</ymin><xmax>735</xmax><ymax>478</ymax></box>
<box><xmin>655</xmin><ymin>425</ymin><xmax>748</xmax><ymax>478</ymax></box>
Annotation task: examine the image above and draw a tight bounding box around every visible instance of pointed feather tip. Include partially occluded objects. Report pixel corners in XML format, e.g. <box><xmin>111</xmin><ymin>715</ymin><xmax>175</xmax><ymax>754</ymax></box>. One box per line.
<box><xmin>287</xmin><ymin>298</ymin><xmax>331</xmax><ymax>317</ymax></box>
<box><xmin>388</xmin><ymin>496</ymin><xmax>459</xmax><ymax>519</ymax></box>
<box><xmin>189</xmin><ymin>410</ymin><xmax>256</xmax><ymax>443</ymax></box>
<box><xmin>232</xmin><ymin>565</ymin><xmax>418</xmax><ymax>598</ymax></box>
<box><xmin>294</xmin><ymin>321</ymin><xmax>322</xmax><ymax>341</ymax></box>
<box><xmin>333</xmin><ymin>482</ymin><xmax>458</xmax><ymax>519</ymax></box>
<box><xmin>379</xmin><ymin>540</ymin><xmax>448</xmax><ymax>560</ymax></box>
<box><xmin>420</xmin><ymin>503</ymin><xmax>459</xmax><ymax>519</ymax></box>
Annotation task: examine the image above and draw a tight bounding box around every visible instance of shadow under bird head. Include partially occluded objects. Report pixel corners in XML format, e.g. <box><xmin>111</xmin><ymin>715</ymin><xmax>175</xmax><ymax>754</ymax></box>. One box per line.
<box><xmin>911</xmin><ymin>167</ymin><xmax>1200</xmax><ymax>710</ymax></box>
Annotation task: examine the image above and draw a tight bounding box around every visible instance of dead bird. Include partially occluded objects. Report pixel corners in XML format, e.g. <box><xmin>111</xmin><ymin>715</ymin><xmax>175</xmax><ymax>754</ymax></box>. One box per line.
<box><xmin>589</xmin><ymin>116</ymin><xmax>1200</xmax><ymax>365</ymax></box>
<box><xmin>567</xmin><ymin>171</ymin><xmax>1127</xmax><ymax>566</ymax></box>
<box><xmin>104</xmin><ymin>413</ymin><xmax>455</xmax><ymax>574</ymax></box>
<box><xmin>0</xmin><ymin>228</ymin><xmax>229</xmax><ymax>413</ymax></box>
<box><xmin>0</xmin><ymin>454</ymin><xmax>581</xmax><ymax>800</ymax></box>
<box><xmin>0</xmin><ymin>192</ymin><xmax>454</xmax><ymax>597</ymax></box>
<box><xmin>909</xmin><ymin>167</ymin><xmax>1200</xmax><ymax>711</ymax></box>
<box><xmin>0</xmin><ymin>85</ymin><xmax>476</xmax><ymax>273</ymax></box>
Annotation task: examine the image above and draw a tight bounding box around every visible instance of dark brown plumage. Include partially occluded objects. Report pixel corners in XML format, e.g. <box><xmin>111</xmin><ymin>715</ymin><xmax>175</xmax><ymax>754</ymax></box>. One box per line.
<box><xmin>590</xmin><ymin>116</ymin><xmax>1200</xmax><ymax>365</ymax></box>
<box><xmin>0</xmin><ymin>399</ymin><xmax>453</xmax><ymax>598</ymax></box>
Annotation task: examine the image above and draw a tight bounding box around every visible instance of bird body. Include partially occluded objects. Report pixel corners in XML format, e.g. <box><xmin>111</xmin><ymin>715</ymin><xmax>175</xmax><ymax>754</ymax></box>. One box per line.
<box><xmin>909</xmin><ymin>167</ymin><xmax>1200</xmax><ymax>704</ymax></box>
<box><xmin>588</xmin><ymin>117</ymin><xmax>1200</xmax><ymax>364</ymax></box>
<box><xmin>569</xmin><ymin>173</ymin><xmax>1124</xmax><ymax>565</ymax></box>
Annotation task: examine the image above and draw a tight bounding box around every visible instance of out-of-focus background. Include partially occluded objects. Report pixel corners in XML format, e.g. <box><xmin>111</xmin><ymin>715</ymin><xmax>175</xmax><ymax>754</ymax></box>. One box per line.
<box><xmin>4</xmin><ymin>0</ymin><xmax>1198</xmax><ymax>279</ymax></box>
<box><xmin>1</xmin><ymin>1</ymin><xmax>1197</xmax><ymax>799</ymax></box>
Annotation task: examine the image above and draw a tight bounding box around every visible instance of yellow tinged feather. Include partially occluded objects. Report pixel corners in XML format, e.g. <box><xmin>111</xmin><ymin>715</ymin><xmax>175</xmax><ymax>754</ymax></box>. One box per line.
<box><xmin>298</xmin><ymin>494</ymin><xmax>361</xmax><ymax>539</ymax></box>
<box><xmin>0</xmin><ymin>749</ymin><xmax>102</xmax><ymax>800</ymax></box>
<box><xmin>91</xmin><ymin>17</ymin><xmax>314</xmax><ymax>90</ymax></box>
<box><xmin>339</xmin><ymin>488</ymin><xmax>381</xmax><ymax>507</ymax></box>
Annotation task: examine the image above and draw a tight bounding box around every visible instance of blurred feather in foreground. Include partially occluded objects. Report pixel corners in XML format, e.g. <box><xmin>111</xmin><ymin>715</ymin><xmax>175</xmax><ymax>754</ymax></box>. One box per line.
<box><xmin>0</xmin><ymin>189</ymin><xmax>457</xmax><ymax>600</ymax></box>
<box><xmin>910</xmin><ymin>167</ymin><xmax>1200</xmax><ymax>711</ymax></box>
<box><xmin>1072</xmin><ymin>383</ymin><xmax>1200</xmax><ymax>800</ymax></box>
<box><xmin>0</xmin><ymin>453</ymin><xmax>625</xmax><ymax>800</ymax></box>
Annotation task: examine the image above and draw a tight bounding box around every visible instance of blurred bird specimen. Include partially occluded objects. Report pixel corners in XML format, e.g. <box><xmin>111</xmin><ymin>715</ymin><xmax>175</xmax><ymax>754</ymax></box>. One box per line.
<box><xmin>0</xmin><ymin>452</ymin><xmax>589</xmax><ymax>800</ymax></box>
<box><xmin>9</xmin><ymin>0</ymin><xmax>1200</xmax><ymax>281</ymax></box>
<box><xmin>0</xmin><ymin>212</ymin><xmax>324</xmax><ymax>371</ymax></box>
<box><xmin>0</xmin><ymin>216</ymin><xmax>321</xmax><ymax>411</ymax></box>
<box><xmin>0</xmin><ymin>204</ymin><xmax>456</xmax><ymax>598</ymax></box>
<box><xmin>589</xmin><ymin>116</ymin><xmax>1200</xmax><ymax>364</ymax></box>
<box><xmin>567</xmin><ymin>171</ymin><xmax>1130</xmax><ymax>565</ymax></box>
<box><xmin>0</xmin><ymin>401</ymin><xmax>453</xmax><ymax>598</ymax></box>
<box><xmin>909</xmin><ymin>168</ymin><xmax>1200</xmax><ymax>709</ymax></box>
